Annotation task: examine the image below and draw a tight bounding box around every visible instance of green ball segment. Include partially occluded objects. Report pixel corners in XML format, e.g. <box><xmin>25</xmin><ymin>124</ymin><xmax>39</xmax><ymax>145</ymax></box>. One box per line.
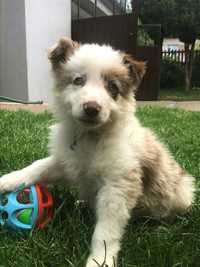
<box><xmin>18</xmin><ymin>208</ymin><xmax>32</xmax><ymax>224</ymax></box>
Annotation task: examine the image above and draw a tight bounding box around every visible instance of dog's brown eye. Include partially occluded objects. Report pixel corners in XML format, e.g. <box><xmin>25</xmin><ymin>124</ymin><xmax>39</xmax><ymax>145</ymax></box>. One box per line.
<box><xmin>107</xmin><ymin>80</ymin><xmax>119</xmax><ymax>100</ymax></box>
<box><xmin>73</xmin><ymin>76</ymin><xmax>85</xmax><ymax>86</ymax></box>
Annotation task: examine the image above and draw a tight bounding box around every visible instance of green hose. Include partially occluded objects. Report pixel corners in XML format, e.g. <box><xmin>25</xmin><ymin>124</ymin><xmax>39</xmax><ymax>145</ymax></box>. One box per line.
<box><xmin>0</xmin><ymin>96</ymin><xmax>43</xmax><ymax>105</ymax></box>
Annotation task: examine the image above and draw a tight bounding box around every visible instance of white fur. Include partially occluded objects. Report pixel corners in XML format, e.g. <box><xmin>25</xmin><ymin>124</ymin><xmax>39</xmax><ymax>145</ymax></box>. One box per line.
<box><xmin>0</xmin><ymin>42</ymin><xmax>195</xmax><ymax>267</ymax></box>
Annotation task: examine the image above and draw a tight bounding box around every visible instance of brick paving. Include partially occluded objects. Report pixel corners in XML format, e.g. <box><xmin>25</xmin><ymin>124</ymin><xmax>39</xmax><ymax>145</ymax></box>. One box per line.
<box><xmin>0</xmin><ymin>102</ymin><xmax>50</xmax><ymax>113</ymax></box>
<box><xmin>137</xmin><ymin>101</ymin><xmax>200</xmax><ymax>112</ymax></box>
<box><xmin>0</xmin><ymin>101</ymin><xmax>200</xmax><ymax>113</ymax></box>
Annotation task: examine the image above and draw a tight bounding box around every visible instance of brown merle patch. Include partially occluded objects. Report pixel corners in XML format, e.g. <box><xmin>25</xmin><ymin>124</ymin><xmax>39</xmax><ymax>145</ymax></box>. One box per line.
<box><xmin>102</xmin><ymin>68</ymin><xmax>133</xmax><ymax>100</ymax></box>
<box><xmin>121</xmin><ymin>53</ymin><xmax>146</xmax><ymax>88</ymax></box>
<box><xmin>48</xmin><ymin>37</ymin><xmax>79</xmax><ymax>69</ymax></box>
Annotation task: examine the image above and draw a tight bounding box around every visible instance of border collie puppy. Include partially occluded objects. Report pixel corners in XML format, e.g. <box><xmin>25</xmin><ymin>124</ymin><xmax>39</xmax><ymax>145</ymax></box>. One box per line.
<box><xmin>0</xmin><ymin>38</ymin><xmax>195</xmax><ymax>267</ymax></box>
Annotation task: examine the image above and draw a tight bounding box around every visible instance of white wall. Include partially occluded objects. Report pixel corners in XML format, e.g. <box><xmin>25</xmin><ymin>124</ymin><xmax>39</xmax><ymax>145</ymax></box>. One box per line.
<box><xmin>163</xmin><ymin>38</ymin><xmax>184</xmax><ymax>51</ymax></box>
<box><xmin>0</xmin><ymin>0</ymin><xmax>28</xmax><ymax>101</ymax></box>
<box><xmin>25</xmin><ymin>0</ymin><xmax>71</xmax><ymax>103</ymax></box>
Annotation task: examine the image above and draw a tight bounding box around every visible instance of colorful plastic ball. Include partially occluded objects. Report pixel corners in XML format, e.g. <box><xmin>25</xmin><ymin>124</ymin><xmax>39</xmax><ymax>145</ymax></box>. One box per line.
<box><xmin>0</xmin><ymin>184</ymin><xmax>53</xmax><ymax>231</ymax></box>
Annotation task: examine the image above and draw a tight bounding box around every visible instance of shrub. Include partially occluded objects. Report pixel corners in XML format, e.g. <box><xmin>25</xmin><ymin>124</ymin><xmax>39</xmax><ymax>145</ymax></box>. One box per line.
<box><xmin>161</xmin><ymin>56</ymin><xmax>200</xmax><ymax>90</ymax></box>
<box><xmin>192</xmin><ymin>55</ymin><xmax>200</xmax><ymax>88</ymax></box>
<box><xmin>160</xmin><ymin>58</ymin><xmax>184</xmax><ymax>89</ymax></box>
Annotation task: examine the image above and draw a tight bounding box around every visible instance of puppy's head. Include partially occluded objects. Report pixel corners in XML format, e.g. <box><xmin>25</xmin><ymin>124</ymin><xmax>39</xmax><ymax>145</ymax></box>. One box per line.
<box><xmin>48</xmin><ymin>37</ymin><xmax>146</xmax><ymax>129</ymax></box>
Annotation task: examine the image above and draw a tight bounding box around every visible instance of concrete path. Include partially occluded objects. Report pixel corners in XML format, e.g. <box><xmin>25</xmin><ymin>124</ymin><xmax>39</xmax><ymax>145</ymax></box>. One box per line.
<box><xmin>0</xmin><ymin>102</ymin><xmax>50</xmax><ymax>113</ymax></box>
<box><xmin>0</xmin><ymin>101</ymin><xmax>200</xmax><ymax>113</ymax></box>
<box><xmin>137</xmin><ymin>101</ymin><xmax>200</xmax><ymax>112</ymax></box>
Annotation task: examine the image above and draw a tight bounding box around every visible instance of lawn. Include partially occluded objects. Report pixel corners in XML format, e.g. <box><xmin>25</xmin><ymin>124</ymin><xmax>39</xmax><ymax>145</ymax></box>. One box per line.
<box><xmin>0</xmin><ymin>107</ymin><xmax>200</xmax><ymax>267</ymax></box>
<box><xmin>159</xmin><ymin>88</ymin><xmax>200</xmax><ymax>101</ymax></box>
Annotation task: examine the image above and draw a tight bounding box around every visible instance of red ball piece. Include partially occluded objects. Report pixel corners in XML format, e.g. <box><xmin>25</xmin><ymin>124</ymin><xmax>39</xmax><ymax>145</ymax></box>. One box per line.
<box><xmin>35</xmin><ymin>184</ymin><xmax>54</xmax><ymax>229</ymax></box>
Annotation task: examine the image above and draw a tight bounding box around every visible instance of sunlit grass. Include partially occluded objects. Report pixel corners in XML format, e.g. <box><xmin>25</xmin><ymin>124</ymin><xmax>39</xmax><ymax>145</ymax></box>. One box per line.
<box><xmin>0</xmin><ymin>108</ymin><xmax>199</xmax><ymax>267</ymax></box>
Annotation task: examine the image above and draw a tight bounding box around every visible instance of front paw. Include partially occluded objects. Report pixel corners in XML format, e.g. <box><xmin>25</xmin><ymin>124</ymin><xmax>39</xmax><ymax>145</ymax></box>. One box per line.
<box><xmin>0</xmin><ymin>171</ymin><xmax>26</xmax><ymax>193</ymax></box>
<box><xmin>86</xmin><ymin>258</ymin><xmax>102</xmax><ymax>267</ymax></box>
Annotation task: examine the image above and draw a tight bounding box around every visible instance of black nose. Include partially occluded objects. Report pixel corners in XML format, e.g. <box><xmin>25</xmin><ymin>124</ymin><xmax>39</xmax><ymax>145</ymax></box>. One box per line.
<box><xmin>83</xmin><ymin>101</ymin><xmax>101</xmax><ymax>118</ymax></box>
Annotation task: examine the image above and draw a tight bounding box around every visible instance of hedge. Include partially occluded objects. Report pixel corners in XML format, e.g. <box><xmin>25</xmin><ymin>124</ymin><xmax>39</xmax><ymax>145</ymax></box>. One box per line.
<box><xmin>160</xmin><ymin>57</ymin><xmax>200</xmax><ymax>89</ymax></box>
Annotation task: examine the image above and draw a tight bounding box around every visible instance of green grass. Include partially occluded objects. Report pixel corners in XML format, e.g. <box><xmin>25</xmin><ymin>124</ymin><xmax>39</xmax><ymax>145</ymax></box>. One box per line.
<box><xmin>0</xmin><ymin>108</ymin><xmax>200</xmax><ymax>267</ymax></box>
<box><xmin>159</xmin><ymin>88</ymin><xmax>200</xmax><ymax>101</ymax></box>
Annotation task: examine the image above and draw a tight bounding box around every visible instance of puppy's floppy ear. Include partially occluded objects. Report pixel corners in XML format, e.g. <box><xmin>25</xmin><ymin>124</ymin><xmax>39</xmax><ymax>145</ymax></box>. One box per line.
<box><xmin>48</xmin><ymin>37</ymin><xmax>79</xmax><ymax>67</ymax></box>
<box><xmin>122</xmin><ymin>53</ymin><xmax>146</xmax><ymax>88</ymax></box>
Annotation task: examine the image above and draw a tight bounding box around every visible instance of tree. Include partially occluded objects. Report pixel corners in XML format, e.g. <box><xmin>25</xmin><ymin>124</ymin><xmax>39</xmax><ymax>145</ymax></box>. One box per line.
<box><xmin>136</xmin><ymin>0</ymin><xmax>176</xmax><ymax>47</ymax></box>
<box><xmin>174</xmin><ymin>0</ymin><xmax>200</xmax><ymax>91</ymax></box>
<box><xmin>137</xmin><ymin>0</ymin><xmax>200</xmax><ymax>91</ymax></box>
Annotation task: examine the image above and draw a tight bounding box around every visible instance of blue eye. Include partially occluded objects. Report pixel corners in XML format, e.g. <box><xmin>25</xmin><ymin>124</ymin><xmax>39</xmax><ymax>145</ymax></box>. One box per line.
<box><xmin>73</xmin><ymin>76</ymin><xmax>85</xmax><ymax>86</ymax></box>
<box><xmin>107</xmin><ymin>80</ymin><xmax>119</xmax><ymax>99</ymax></box>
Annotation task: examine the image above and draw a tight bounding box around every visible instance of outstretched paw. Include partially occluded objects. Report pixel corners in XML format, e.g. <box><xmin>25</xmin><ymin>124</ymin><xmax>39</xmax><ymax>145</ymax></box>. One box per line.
<box><xmin>0</xmin><ymin>171</ymin><xmax>26</xmax><ymax>193</ymax></box>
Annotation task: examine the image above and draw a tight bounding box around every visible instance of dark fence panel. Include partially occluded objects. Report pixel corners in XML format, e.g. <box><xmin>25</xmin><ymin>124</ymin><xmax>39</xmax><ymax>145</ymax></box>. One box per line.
<box><xmin>72</xmin><ymin>14</ymin><xmax>137</xmax><ymax>55</ymax></box>
<box><xmin>136</xmin><ymin>24</ymin><xmax>161</xmax><ymax>100</ymax></box>
<box><xmin>136</xmin><ymin>46</ymin><xmax>160</xmax><ymax>100</ymax></box>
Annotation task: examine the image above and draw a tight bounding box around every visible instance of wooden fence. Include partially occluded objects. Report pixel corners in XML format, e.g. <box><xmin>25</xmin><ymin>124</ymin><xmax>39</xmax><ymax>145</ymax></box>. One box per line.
<box><xmin>162</xmin><ymin>50</ymin><xmax>200</xmax><ymax>63</ymax></box>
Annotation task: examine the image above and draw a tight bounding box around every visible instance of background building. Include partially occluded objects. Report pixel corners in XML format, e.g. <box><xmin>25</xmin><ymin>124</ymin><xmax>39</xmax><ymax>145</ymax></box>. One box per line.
<box><xmin>0</xmin><ymin>0</ymin><xmax>71</xmax><ymax>104</ymax></box>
